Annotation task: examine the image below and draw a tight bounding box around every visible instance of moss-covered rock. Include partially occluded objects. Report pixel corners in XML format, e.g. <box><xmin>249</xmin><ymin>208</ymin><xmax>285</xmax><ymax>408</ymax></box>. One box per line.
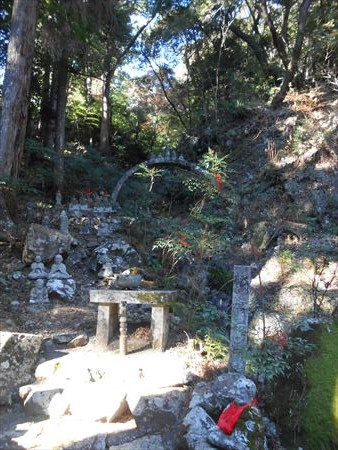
<box><xmin>300</xmin><ymin>322</ymin><xmax>338</xmax><ymax>449</ymax></box>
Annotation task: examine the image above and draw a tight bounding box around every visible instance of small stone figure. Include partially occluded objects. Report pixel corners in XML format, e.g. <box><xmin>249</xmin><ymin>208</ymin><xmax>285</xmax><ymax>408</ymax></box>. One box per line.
<box><xmin>60</xmin><ymin>210</ymin><xmax>69</xmax><ymax>234</ymax></box>
<box><xmin>98</xmin><ymin>256</ymin><xmax>114</xmax><ymax>278</ymax></box>
<box><xmin>55</xmin><ymin>190</ymin><xmax>62</xmax><ymax>207</ymax></box>
<box><xmin>97</xmin><ymin>220</ymin><xmax>111</xmax><ymax>237</ymax></box>
<box><xmin>48</xmin><ymin>254</ymin><xmax>71</xmax><ymax>279</ymax></box>
<box><xmin>28</xmin><ymin>255</ymin><xmax>48</xmax><ymax>280</ymax></box>
<box><xmin>30</xmin><ymin>279</ymin><xmax>49</xmax><ymax>304</ymax></box>
<box><xmin>41</xmin><ymin>214</ymin><xmax>51</xmax><ymax>228</ymax></box>
<box><xmin>207</xmin><ymin>377</ymin><xmax>264</xmax><ymax>449</ymax></box>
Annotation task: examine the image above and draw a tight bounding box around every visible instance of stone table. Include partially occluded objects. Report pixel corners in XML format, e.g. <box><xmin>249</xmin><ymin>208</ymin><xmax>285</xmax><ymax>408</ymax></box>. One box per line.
<box><xmin>89</xmin><ymin>290</ymin><xmax>177</xmax><ymax>355</ymax></box>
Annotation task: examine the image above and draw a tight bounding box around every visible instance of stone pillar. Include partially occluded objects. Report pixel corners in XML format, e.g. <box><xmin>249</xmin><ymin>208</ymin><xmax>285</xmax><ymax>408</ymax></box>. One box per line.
<box><xmin>119</xmin><ymin>301</ymin><xmax>127</xmax><ymax>356</ymax></box>
<box><xmin>229</xmin><ymin>265</ymin><xmax>252</xmax><ymax>374</ymax></box>
<box><xmin>151</xmin><ymin>305</ymin><xmax>170</xmax><ymax>351</ymax></box>
<box><xmin>96</xmin><ymin>304</ymin><xmax>118</xmax><ymax>347</ymax></box>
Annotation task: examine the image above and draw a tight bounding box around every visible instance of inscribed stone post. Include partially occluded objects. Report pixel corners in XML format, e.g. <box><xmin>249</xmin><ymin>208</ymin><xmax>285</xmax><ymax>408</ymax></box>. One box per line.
<box><xmin>229</xmin><ymin>265</ymin><xmax>252</xmax><ymax>374</ymax></box>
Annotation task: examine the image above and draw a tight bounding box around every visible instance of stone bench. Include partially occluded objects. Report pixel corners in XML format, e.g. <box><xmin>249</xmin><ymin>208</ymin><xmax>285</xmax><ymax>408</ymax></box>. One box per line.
<box><xmin>89</xmin><ymin>290</ymin><xmax>177</xmax><ymax>355</ymax></box>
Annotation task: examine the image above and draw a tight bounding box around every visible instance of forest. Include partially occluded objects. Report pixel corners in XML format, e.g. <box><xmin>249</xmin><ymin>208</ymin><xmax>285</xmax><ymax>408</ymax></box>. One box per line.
<box><xmin>0</xmin><ymin>0</ymin><xmax>337</xmax><ymax>449</ymax></box>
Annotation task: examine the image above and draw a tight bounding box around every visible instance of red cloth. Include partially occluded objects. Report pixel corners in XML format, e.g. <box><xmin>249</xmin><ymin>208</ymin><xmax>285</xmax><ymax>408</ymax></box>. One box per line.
<box><xmin>217</xmin><ymin>398</ymin><xmax>258</xmax><ymax>434</ymax></box>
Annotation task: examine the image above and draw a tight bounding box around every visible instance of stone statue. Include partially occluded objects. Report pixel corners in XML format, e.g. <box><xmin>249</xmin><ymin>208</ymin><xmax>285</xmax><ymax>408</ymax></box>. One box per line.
<box><xmin>41</xmin><ymin>214</ymin><xmax>51</xmax><ymax>228</ymax></box>
<box><xmin>98</xmin><ymin>256</ymin><xmax>114</xmax><ymax>279</ymax></box>
<box><xmin>28</xmin><ymin>255</ymin><xmax>48</xmax><ymax>280</ymax></box>
<box><xmin>55</xmin><ymin>190</ymin><xmax>62</xmax><ymax>206</ymax></box>
<box><xmin>48</xmin><ymin>254</ymin><xmax>71</xmax><ymax>279</ymax></box>
<box><xmin>60</xmin><ymin>210</ymin><xmax>69</xmax><ymax>234</ymax></box>
<box><xmin>30</xmin><ymin>279</ymin><xmax>49</xmax><ymax>304</ymax></box>
<box><xmin>207</xmin><ymin>377</ymin><xmax>263</xmax><ymax>449</ymax></box>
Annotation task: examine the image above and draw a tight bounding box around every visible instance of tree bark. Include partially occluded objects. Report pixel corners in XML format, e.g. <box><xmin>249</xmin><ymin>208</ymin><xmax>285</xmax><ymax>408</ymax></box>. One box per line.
<box><xmin>230</xmin><ymin>23</ymin><xmax>280</xmax><ymax>81</ymax></box>
<box><xmin>100</xmin><ymin>57</ymin><xmax>115</xmax><ymax>155</ymax></box>
<box><xmin>0</xmin><ymin>0</ymin><xmax>39</xmax><ymax>178</ymax></box>
<box><xmin>40</xmin><ymin>56</ymin><xmax>57</xmax><ymax>148</ymax></box>
<box><xmin>54</xmin><ymin>55</ymin><xmax>68</xmax><ymax>195</ymax></box>
<box><xmin>271</xmin><ymin>0</ymin><xmax>312</xmax><ymax>109</ymax></box>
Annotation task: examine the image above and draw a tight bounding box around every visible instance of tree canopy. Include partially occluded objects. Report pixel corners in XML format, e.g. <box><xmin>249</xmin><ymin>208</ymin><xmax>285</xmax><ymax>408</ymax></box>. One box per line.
<box><xmin>0</xmin><ymin>0</ymin><xmax>337</xmax><ymax>200</ymax></box>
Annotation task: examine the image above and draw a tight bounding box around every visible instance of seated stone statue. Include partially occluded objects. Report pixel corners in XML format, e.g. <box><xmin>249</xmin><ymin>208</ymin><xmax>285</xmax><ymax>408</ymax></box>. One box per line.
<box><xmin>28</xmin><ymin>255</ymin><xmax>48</xmax><ymax>280</ymax></box>
<box><xmin>30</xmin><ymin>278</ymin><xmax>49</xmax><ymax>304</ymax></box>
<box><xmin>48</xmin><ymin>254</ymin><xmax>71</xmax><ymax>279</ymax></box>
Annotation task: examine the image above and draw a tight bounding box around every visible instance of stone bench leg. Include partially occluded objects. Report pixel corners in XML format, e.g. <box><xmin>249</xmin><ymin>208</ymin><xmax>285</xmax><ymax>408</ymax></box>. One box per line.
<box><xmin>96</xmin><ymin>304</ymin><xmax>119</xmax><ymax>347</ymax></box>
<box><xmin>151</xmin><ymin>305</ymin><xmax>169</xmax><ymax>351</ymax></box>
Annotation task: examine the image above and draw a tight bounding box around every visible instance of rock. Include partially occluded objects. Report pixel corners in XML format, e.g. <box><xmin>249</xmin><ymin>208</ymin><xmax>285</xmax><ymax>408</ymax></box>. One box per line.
<box><xmin>189</xmin><ymin>372</ymin><xmax>239</xmax><ymax>415</ymax></box>
<box><xmin>108</xmin><ymin>435</ymin><xmax>164</xmax><ymax>450</ymax></box>
<box><xmin>35</xmin><ymin>355</ymin><xmax>94</xmax><ymax>383</ymax></box>
<box><xmin>115</xmin><ymin>274</ymin><xmax>143</xmax><ymax>289</ymax></box>
<box><xmin>0</xmin><ymin>318</ymin><xmax>17</xmax><ymax>332</ymax></box>
<box><xmin>23</xmin><ymin>385</ymin><xmax>63</xmax><ymax>416</ymax></box>
<box><xmin>228</xmin><ymin>377</ymin><xmax>257</xmax><ymax>404</ymax></box>
<box><xmin>182</xmin><ymin>406</ymin><xmax>217</xmax><ymax>450</ymax></box>
<box><xmin>47</xmin><ymin>278</ymin><xmax>76</xmax><ymax>302</ymax></box>
<box><xmin>52</xmin><ymin>333</ymin><xmax>78</xmax><ymax>344</ymax></box>
<box><xmin>207</xmin><ymin>405</ymin><xmax>266</xmax><ymax>450</ymax></box>
<box><xmin>67</xmin><ymin>382</ymin><xmax>129</xmax><ymax>422</ymax></box>
<box><xmin>67</xmin><ymin>334</ymin><xmax>89</xmax><ymax>348</ymax></box>
<box><xmin>12</xmin><ymin>271</ymin><xmax>22</xmax><ymax>280</ymax></box>
<box><xmin>249</xmin><ymin>311</ymin><xmax>287</xmax><ymax>343</ymax></box>
<box><xmin>65</xmin><ymin>433</ymin><xmax>107</xmax><ymax>450</ymax></box>
<box><xmin>0</xmin><ymin>332</ymin><xmax>43</xmax><ymax>405</ymax></box>
<box><xmin>0</xmin><ymin>216</ymin><xmax>15</xmax><ymax>242</ymax></box>
<box><xmin>250</xmin><ymin>221</ymin><xmax>272</xmax><ymax>253</ymax></box>
<box><xmin>19</xmin><ymin>384</ymin><xmax>34</xmax><ymax>401</ymax></box>
<box><xmin>127</xmin><ymin>387</ymin><xmax>189</xmax><ymax>433</ymax></box>
<box><xmin>22</xmin><ymin>224</ymin><xmax>73</xmax><ymax>263</ymax></box>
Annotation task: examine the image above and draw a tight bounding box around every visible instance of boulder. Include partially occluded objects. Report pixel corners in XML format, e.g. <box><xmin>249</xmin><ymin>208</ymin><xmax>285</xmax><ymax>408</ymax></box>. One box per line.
<box><xmin>207</xmin><ymin>405</ymin><xmax>266</xmax><ymax>450</ymax></box>
<box><xmin>115</xmin><ymin>274</ymin><xmax>143</xmax><ymax>289</ymax></box>
<box><xmin>189</xmin><ymin>372</ymin><xmax>239</xmax><ymax>415</ymax></box>
<box><xmin>23</xmin><ymin>385</ymin><xmax>63</xmax><ymax>416</ymax></box>
<box><xmin>182</xmin><ymin>406</ymin><xmax>217</xmax><ymax>450</ymax></box>
<box><xmin>108</xmin><ymin>435</ymin><xmax>164</xmax><ymax>450</ymax></box>
<box><xmin>67</xmin><ymin>333</ymin><xmax>89</xmax><ymax>348</ymax></box>
<box><xmin>127</xmin><ymin>386</ymin><xmax>189</xmax><ymax>433</ymax></box>
<box><xmin>22</xmin><ymin>223</ymin><xmax>73</xmax><ymax>263</ymax></box>
<box><xmin>66</xmin><ymin>382</ymin><xmax>129</xmax><ymax>422</ymax></box>
<box><xmin>47</xmin><ymin>278</ymin><xmax>76</xmax><ymax>302</ymax></box>
<box><xmin>0</xmin><ymin>332</ymin><xmax>43</xmax><ymax>405</ymax></box>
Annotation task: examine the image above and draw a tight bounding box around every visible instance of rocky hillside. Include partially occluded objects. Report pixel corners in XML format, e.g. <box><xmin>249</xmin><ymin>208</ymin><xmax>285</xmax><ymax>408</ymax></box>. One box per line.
<box><xmin>0</xmin><ymin>85</ymin><xmax>337</xmax><ymax>449</ymax></box>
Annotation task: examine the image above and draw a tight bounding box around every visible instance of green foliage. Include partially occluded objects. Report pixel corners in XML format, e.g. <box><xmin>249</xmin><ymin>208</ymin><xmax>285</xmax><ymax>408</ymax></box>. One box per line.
<box><xmin>196</xmin><ymin>328</ymin><xmax>229</xmax><ymax>360</ymax></box>
<box><xmin>200</xmin><ymin>147</ymin><xmax>228</xmax><ymax>177</ymax></box>
<box><xmin>247</xmin><ymin>336</ymin><xmax>314</xmax><ymax>383</ymax></box>
<box><xmin>301</xmin><ymin>322</ymin><xmax>338</xmax><ymax>450</ymax></box>
<box><xmin>208</xmin><ymin>267</ymin><xmax>233</xmax><ymax>293</ymax></box>
<box><xmin>67</xmin><ymin>86</ymin><xmax>101</xmax><ymax>130</ymax></box>
<box><xmin>134</xmin><ymin>163</ymin><xmax>164</xmax><ymax>191</ymax></box>
<box><xmin>278</xmin><ymin>249</ymin><xmax>301</xmax><ymax>273</ymax></box>
<box><xmin>63</xmin><ymin>145</ymin><xmax>119</xmax><ymax>194</ymax></box>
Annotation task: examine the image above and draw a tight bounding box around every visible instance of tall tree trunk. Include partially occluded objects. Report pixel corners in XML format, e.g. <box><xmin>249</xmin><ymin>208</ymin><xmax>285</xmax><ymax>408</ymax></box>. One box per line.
<box><xmin>54</xmin><ymin>55</ymin><xmax>68</xmax><ymax>197</ymax></box>
<box><xmin>40</xmin><ymin>55</ymin><xmax>57</xmax><ymax>147</ymax></box>
<box><xmin>100</xmin><ymin>68</ymin><xmax>114</xmax><ymax>155</ymax></box>
<box><xmin>271</xmin><ymin>0</ymin><xmax>312</xmax><ymax>109</ymax></box>
<box><xmin>0</xmin><ymin>0</ymin><xmax>39</xmax><ymax>178</ymax></box>
<box><xmin>230</xmin><ymin>23</ymin><xmax>280</xmax><ymax>82</ymax></box>
<box><xmin>45</xmin><ymin>66</ymin><xmax>58</xmax><ymax>148</ymax></box>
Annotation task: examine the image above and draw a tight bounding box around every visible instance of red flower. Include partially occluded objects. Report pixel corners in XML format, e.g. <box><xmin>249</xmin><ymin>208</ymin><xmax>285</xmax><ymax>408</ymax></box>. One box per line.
<box><xmin>268</xmin><ymin>332</ymin><xmax>288</xmax><ymax>349</ymax></box>
<box><xmin>215</xmin><ymin>173</ymin><xmax>224</xmax><ymax>191</ymax></box>
<box><xmin>178</xmin><ymin>233</ymin><xmax>189</xmax><ymax>247</ymax></box>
